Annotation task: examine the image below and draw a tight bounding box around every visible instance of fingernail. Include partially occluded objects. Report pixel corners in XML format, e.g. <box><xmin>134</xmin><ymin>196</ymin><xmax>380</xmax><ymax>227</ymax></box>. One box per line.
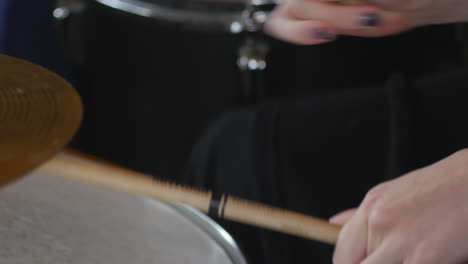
<box><xmin>313</xmin><ymin>28</ymin><xmax>335</xmax><ymax>41</ymax></box>
<box><xmin>359</xmin><ymin>13</ymin><xmax>381</xmax><ymax>27</ymax></box>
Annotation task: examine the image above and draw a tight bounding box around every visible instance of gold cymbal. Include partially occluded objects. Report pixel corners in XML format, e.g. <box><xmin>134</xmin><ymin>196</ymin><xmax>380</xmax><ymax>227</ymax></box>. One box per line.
<box><xmin>0</xmin><ymin>55</ymin><xmax>82</xmax><ymax>187</ymax></box>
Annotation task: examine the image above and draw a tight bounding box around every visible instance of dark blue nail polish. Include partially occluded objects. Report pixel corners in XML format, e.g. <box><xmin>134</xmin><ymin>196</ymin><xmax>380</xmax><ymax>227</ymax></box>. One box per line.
<box><xmin>313</xmin><ymin>28</ymin><xmax>335</xmax><ymax>41</ymax></box>
<box><xmin>360</xmin><ymin>13</ymin><xmax>381</xmax><ymax>27</ymax></box>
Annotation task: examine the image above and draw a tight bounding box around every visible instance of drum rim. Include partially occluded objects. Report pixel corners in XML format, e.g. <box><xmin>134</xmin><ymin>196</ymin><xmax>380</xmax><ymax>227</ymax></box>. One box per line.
<box><xmin>167</xmin><ymin>202</ymin><xmax>248</xmax><ymax>264</ymax></box>
<box><xmin>96</xmin><ymin>0</ymin><xmax>243</xmax><ymax>32</ymax></box>
<box><xmin>94</xmin><ymin>0</ymin><xmax>275</xmax><ymax>32</ymax></box>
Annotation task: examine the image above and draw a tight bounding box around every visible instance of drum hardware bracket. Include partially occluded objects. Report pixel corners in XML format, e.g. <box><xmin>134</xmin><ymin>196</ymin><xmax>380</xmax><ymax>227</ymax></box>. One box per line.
<box><xmin>235</xmin><ymin>1</ymin><xmax>274</xmax><ymax>103</ymax></box>
<box><xmin>53</xmin><ymin>0</ymin><xmax>86</xmax><ymax>21</ymax></box>
<box><xmin>237</xmin><ymin>37</ymin><xmax>269</xmax><ymax>71</ymax></box>
<box><xmin>237</xmin><ymin>36</ymin><xmax>270</xmax><ymax>103</ymax></box>
<box><xmin>236</xmin><ymin>1</ymin><xmax>276</xmax><ymax>33</ymax></box>
<box><xmin>53</xmin><ymin>0</ymin><xmax>87</xmax><ymax>65</ymax></box>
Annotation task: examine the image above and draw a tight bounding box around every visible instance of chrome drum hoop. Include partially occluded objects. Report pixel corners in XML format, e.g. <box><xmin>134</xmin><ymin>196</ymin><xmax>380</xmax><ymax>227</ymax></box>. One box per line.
<box><xmin>94</xmin><ymin>0</ymin><xmax>277</xmax><ymax>33</ymax></box>
<box><xmin>168</xmin><ymin>202</ymin><xmax>248</xmax><ymax>264</ymax></box>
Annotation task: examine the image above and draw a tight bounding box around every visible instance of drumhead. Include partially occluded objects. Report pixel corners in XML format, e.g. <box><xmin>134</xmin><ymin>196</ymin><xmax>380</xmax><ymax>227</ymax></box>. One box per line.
<box><xmin>0</xmin><ymin>172</ymin><xmax>247</xmax><ymax>264</ymax></box>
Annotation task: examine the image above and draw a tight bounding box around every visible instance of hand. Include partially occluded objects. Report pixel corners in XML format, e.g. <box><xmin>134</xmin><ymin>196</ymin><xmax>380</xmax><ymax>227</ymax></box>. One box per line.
<box><xmin>331</xmin><ymin>149</ymin><xmax>468</xmax><ymax>264</ymax></box>
<box><xmin>264</xmin><ymin>0</ymin><xmax>468</xmax><ymax>45</ymax></box>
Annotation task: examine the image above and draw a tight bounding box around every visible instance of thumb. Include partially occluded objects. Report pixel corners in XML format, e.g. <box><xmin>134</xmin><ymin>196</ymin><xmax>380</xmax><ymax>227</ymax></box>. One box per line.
<box><xmin>329</xmin><ymin>208</ymin><xmax>358</xmax><ymax>225</ymax></box>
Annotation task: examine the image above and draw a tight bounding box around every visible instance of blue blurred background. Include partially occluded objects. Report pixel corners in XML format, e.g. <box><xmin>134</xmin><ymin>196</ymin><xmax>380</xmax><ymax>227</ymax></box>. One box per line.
<box><xmin>0</xmin><ymin>0</ymin><xmax>72</xmax><ymax>80</ymax></box>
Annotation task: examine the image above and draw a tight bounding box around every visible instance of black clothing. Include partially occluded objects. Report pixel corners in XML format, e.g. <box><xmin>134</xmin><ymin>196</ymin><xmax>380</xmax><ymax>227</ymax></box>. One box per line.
<box><xmin>186</xmin><ymin>69</ymin><xmax>468</xmax><ymax>263</ymax></box>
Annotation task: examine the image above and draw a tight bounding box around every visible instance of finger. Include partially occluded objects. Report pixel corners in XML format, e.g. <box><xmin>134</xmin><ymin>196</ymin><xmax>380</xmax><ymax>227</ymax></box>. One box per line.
<box><xmin>333</xmin><ymin>209</ymin><xmax>369</xmax><ymax>264</ymax></box>
<box><xmin>265</xmin><ymin>8</ymin><xmax>338</xmax><ymax>45</ymax></box>
<box><xmin>360</xmin><ymin>240</ymin><xmax>404</xmax><ymax>264</ymax></box>
<box><xmin>329</xmin><ymin>208</ymin><xmax>357</xmax><ymax>225</ymax></box>
<box><xmin>289</xmin><ymin>1</ymin><xmax>409</xmax><ymax>37</ymax></box>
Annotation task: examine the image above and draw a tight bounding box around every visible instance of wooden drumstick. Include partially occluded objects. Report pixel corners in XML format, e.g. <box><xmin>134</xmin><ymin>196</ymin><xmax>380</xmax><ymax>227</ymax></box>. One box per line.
<box><xmin>37</xmin><ymin>152</ymin><xmax>341</xmax><ymax>245</ymax></box>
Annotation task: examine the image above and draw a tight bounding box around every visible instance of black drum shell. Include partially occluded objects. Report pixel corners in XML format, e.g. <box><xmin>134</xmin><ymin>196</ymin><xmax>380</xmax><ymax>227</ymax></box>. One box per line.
<box><xmin>71</xmin><ymin>2</ymin><xmax>245</xmax><ymax>179</ymax></box>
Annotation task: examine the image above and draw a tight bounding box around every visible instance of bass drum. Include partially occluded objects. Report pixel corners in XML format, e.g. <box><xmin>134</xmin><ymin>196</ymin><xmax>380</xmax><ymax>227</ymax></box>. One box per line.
<box><xmin>0</xmin><ymin>172</ymin><xmax>247</xmax><ymax>264</ymax></box>
<box><xmin>55</xmin><ymin>0</ymin><xmax>274</xmax><ymax>181</ymax></box>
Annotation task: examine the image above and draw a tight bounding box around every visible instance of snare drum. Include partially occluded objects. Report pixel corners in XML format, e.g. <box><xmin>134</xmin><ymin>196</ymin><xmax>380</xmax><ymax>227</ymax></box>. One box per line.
<box><xmin>0</xmin><ymin>172</ymin><xmax>247</xmax><ymax>264</ymax></box>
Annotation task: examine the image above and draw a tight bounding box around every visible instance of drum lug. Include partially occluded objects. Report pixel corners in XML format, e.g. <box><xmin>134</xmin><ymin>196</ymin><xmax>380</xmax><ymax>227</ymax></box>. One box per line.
<box><xmin>53</xmin><ymin>0</ymin><xmax>87</xmax><ymax>65</ymax></box>
<box><xmin>238</xmin><ymin>38</ymin><xmax>269</xmax><ymax>71</ymax></box>
<box><xmin>53</xmin><ymin>0</ymin><xmax>86</xmax><ymax>21</ymax></box>
<box><xmin>239</xmin><ymin>1</ymin><xmax>276</xmax><ymax>33</ymax></box>
<box><xmin>237</xmin><ymin>36</ymin><xmax>270</xmax><ymax>103</ymax></box>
